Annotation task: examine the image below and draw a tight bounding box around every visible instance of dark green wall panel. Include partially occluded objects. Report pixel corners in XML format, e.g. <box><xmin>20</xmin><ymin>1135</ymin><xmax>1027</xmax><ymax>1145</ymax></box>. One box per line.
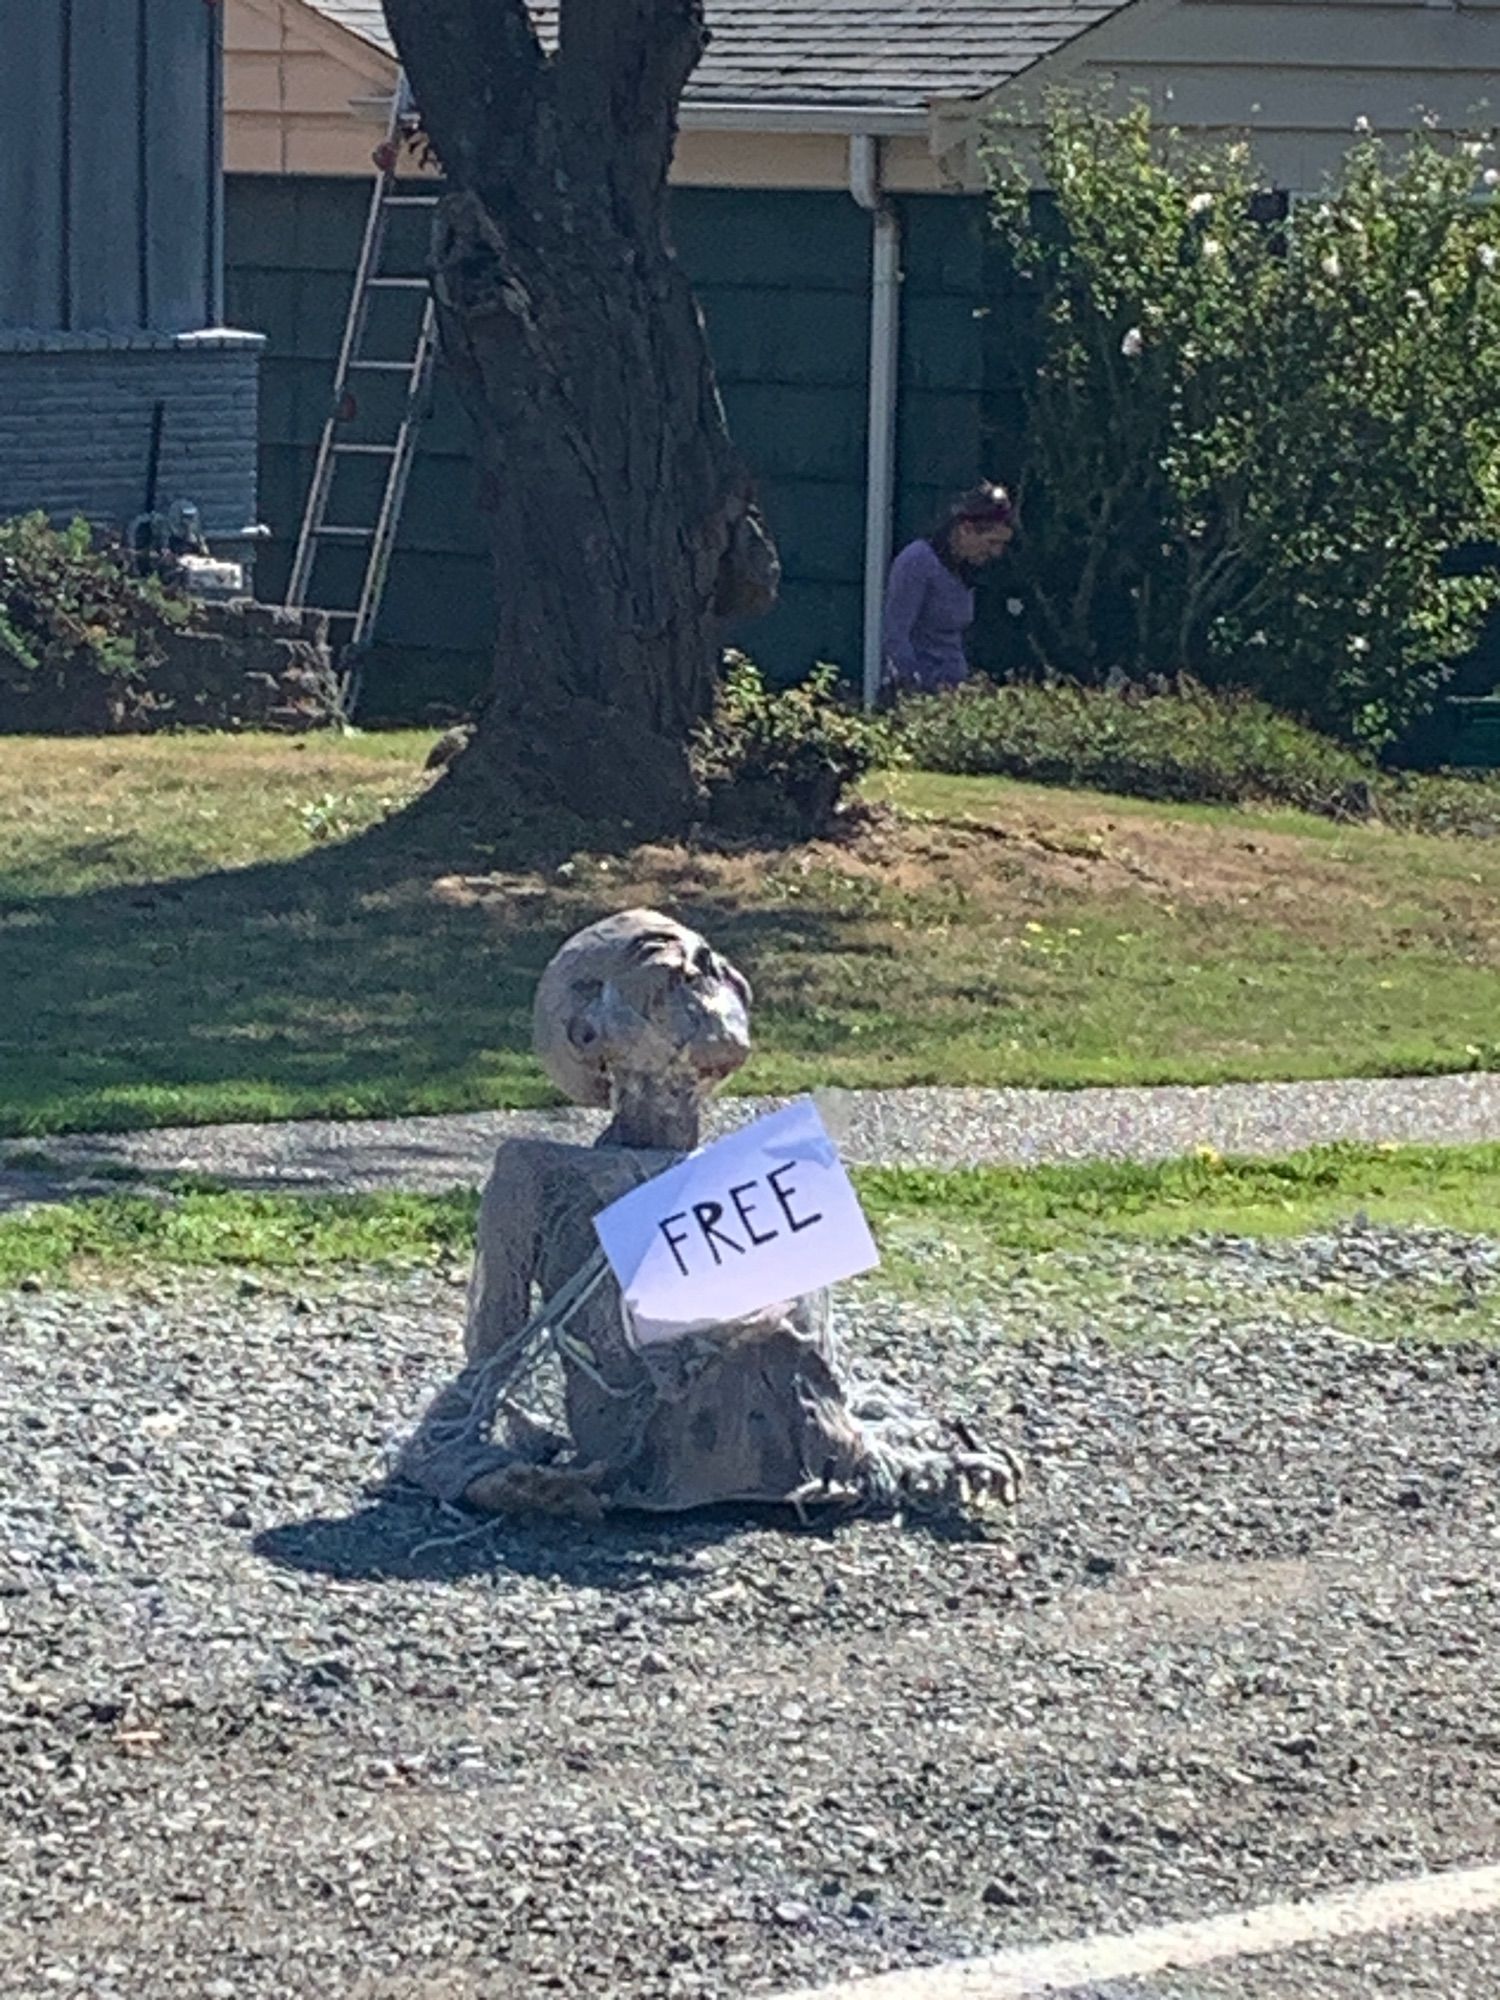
<box><xmin>399</xmin><ymin>455</ymin><xmax>490</xmax><ymax>556</ymax></box>
<box><xmin>672</xmin><ymin>191</ymin><xmax>870</xmax><ymax>291</ymax></box>
<box><xmin>894</xmin><ymin>193</ymin><xmax>987</xmax><ymax>296</ymax></box>
<box><xmin>359</xmin><ymin>645</ymin><xmax>490</xmax><ymax>724</ymax></box>
<box><xmin>226</xmin><ymin>177</ymin><xmax>991</xmax><ymax>717</ymax></box>
<box><xmin>756</xmin><ymin>477</ymin><xmax>867</xmax><ymax>586</ymax></box>
<box><xmin>698</xmin><ymin>285</ymin><xmax>868</xmax><ymax>388</ymax></box>
<box><xmin>720</xmin><ymin>382</ymin><xmax>868</xmax><ymax>482</ymax></box>
<box><xmin>899</xmin><ymin>295</ymin><xmax>984</xmax><ymax>393</ymax></box>
<box><xmin>898</xmin><ymin>389</ymin><xmax>985</xmax><ymax>491</ymax></box>
<box><xmin>225</xmin><ymin>176</ymin><xmax>368</xmax><ymax>270</ymax></box>
<box><xmin>379</xmin><ymin>550</ymin><xmax>494</xmax><ymax>650</ymax></box>
<box><xmin>731</xmin><ymin>580</ymin><xmax>865</xmax><ymax>680</ymax></box>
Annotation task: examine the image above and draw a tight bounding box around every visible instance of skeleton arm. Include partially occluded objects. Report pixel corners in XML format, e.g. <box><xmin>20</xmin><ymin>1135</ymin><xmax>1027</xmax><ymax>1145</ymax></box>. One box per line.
<box><xmin>462</xmin><ymin>1140</ymin><xmax>554</xmax><ymax>1363</ymax></box>
<box><xmin>399</xmin><ymin>1139</ymin><xmax>589</xmax><ymax>1504</ymax></box>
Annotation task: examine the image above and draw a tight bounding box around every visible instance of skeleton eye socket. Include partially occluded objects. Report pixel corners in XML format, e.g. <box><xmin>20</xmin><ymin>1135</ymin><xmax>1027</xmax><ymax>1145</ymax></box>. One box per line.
<box><xmin>628</xmin><ymin>928</ymin><xmax>677</xmax><ymax>965</ymax></box>
<box><xmin>567</xmin><ymin>978</ymin><xmax>603</xmax><ymax>1051</ymax></box>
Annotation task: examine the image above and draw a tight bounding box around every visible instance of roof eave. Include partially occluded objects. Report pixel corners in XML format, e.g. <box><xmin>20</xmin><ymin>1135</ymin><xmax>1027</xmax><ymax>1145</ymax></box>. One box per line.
<box><xmin>932</xmin><ymin>0</ymin><xmax>1164</xmax><ymax>131</ymax></box>
<box><xmin>349</xmin><ymin>89</ymin><xmax>929</xmax><ymax>137</ymax></box>
<box><xmin>678</xmin><ymin>101</ymin><xmax>930</xmax><ymax>137</ymax></box>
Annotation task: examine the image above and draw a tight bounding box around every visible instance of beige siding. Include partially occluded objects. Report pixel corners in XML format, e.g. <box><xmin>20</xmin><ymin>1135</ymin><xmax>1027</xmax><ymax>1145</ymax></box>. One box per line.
<box><xmin>675</xmin><ymin>130</ymin><xmax>848</xmax><ymax>189</ymax></box>
<box><xmin>226</xmin><ymin>0</ymin><xmax>400</xmax><ymax>177</ymax></box>
<box><xmin>935</xmin><ymin>0</ymin><xmax>1500</xmax><ymax>191</ymax></box>
<box><xmin>225</xmin><ymin>0</ymin><xmax>941</xmax><ymax>188</ymax></box>
<box><xmin>674</xmin><ymin>129</ymin><xmax>943</xmax><ymax>190</ymax></box>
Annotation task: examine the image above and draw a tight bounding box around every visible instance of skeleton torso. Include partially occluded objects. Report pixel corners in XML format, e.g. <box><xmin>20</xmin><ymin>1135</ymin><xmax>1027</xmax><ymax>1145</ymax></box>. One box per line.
<box><xmin>464</xmin><ymin>1136</ymin><xmax>846</xmax><ymax>1512</ymax></box>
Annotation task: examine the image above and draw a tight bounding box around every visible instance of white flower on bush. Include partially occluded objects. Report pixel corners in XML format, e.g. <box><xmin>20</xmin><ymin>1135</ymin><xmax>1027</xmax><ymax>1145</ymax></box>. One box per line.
<box><xmin>1479</xmin><ymin>243</ymin><xmax>1499</xmax><ymax>273</ymax></box>
<box><xmin>1121</xmin><ymin>326</ymin><xmax>1145</xmax><ymax>358</ymax></box>
<box><xmin>1201</xmin><ymin>236</ymin><xmax>1224</xmax><ymax>260</ymax></box>
<box><xmin>1348</xmin><ymin>635</ymin><xmax>1371</xmax><ymax>656</ymax></box>
<box><xmin>1321</xmin><ymin>252</ymin><xmax>1342</xmax><ymax>280</ymax></box>
<box><xmin>1006</xmin><ymin>597</ymin><xmax>1025</xmax><ymax>618</ymax></box>
<box><xmin>1187</xmin><ymin>192</ymin><xmax>1215</xmax><ymax>217</ymax></box>
<box><xmin>1485</xmin><ymin>167</ymin><xmax>1500</xmax><ymax>190</ymax></box>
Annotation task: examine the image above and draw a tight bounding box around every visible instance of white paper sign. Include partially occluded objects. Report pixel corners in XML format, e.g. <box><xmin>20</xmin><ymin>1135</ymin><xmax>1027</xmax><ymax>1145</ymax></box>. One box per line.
<box><xmin>592</xmin><ymin>1097</ymin><xmax>880</xmax><ymax>1346</ymax></box>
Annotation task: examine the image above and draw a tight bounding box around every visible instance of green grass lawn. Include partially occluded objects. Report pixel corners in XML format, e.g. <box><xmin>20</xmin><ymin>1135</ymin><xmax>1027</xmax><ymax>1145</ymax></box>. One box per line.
<box><xmin>3</xmin><ymin>1143</ymin><xmax>1498</xmax><ymax>1305</ymax></box>
<box><xmin>3</xmin><ymin>733</ymin><xmax>1499</xmax><ymax>1135</ymax></box>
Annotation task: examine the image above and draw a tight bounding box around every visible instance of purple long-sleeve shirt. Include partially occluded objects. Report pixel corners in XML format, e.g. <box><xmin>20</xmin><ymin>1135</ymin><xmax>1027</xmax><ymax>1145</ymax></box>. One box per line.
<box><xmin>882</xmin><ymin>538</ymin><xmax>974</xmax><ymax>693</ymax></box>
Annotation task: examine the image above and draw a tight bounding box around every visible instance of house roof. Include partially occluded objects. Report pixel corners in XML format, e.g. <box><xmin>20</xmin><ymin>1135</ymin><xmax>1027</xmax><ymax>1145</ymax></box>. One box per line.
<box><xmin>304</xmin><ymin>1</ymin><xmax>1136</xmax><ymax>114</ymax></box>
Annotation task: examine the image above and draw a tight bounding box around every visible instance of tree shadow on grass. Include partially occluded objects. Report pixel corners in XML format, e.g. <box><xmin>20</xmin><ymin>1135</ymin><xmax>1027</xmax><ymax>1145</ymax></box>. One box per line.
<box><xmin>1</xmin><ymin>783</ymin><xmax>863</xmax><ymax>1137</ymax></box>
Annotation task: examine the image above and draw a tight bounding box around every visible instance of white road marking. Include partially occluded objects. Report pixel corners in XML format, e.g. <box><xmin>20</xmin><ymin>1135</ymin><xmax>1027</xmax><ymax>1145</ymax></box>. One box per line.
<box><xmin>766</xmin><ymin>1859</ymin><xmax>1500</xmax><ymax>2000</ymax></box>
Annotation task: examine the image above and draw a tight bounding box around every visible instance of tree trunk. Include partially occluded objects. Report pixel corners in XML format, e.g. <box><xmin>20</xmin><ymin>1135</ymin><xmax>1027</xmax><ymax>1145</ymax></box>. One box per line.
<box><xmin>382</xmin><ymin>0</ymin><xmax>778</xmax><ymax>830</ymax></box>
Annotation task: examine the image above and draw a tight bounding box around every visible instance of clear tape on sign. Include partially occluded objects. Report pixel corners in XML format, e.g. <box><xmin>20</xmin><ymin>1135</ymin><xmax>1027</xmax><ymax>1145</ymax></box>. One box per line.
<box><xmin>811</xmin><ymin>1085</ymin><xmax>857</xmax><ymax>1150</ymax></box>
<box><xmin>592</xmin><ymin>1096</ymin><xmax>880</xmax><ymax>1347</ymax></box>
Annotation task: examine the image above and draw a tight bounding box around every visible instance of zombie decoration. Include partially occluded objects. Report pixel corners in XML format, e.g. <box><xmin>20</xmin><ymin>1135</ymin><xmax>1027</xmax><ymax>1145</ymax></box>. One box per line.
<box><xmin>399</xmin><ymin>909</ymin><xmax>1020</xmax><ymax>1521</ymax></box>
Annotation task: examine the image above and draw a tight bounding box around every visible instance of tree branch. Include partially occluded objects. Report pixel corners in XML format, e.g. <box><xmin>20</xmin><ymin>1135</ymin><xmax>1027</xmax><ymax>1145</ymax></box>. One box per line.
<box><xmin>382</xmin><ymin>0</ymin><xmax>547</xmax><ymax>194</ymax></box>
<box><xmin>559</xmin><ymin>0</ymin><xmax>706</xmax><ymax>94</ymax></box>
<box><xmin>557</xmin><ymin>0</ymin><xmax>706</xmax><ymax>197</ymax></box>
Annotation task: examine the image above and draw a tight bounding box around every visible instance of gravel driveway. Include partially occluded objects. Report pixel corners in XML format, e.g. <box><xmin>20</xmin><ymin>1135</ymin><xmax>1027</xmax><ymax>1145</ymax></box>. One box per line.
<box><xmin>5</xmin><ymin>1225</ymin><xmax>1500</xmax><ymax>1998</ymax></box>
<box><xmin>8</xmin><ymin>1071</ymin><xmax>1500</xmax><ymax>1211</ymax></box>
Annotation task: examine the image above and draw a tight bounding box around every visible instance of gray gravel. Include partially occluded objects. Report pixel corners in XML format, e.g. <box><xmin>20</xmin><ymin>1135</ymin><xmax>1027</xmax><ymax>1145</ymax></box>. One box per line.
<box><xmin>7</xmin><ymin>1070</ymin><xmax>1500</xmax><ymax>1207</ymax></box>
<box><xmin>5</xmin><ymin>1224</ymin><xmax>1500</xmax><ymax>1998</ymax></box>
<box><xmin>1115</xmin><ymin>1911</ymin><xmax>1500</xmax><ymax>2000</ymax></box>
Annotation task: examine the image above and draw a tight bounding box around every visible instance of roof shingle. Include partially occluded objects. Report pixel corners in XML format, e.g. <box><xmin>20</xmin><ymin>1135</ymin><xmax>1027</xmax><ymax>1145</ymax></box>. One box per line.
<box><xmin>305</xmin><ymin>1</ymin><xmax>1132</xmax><ymax>111</ymax></box>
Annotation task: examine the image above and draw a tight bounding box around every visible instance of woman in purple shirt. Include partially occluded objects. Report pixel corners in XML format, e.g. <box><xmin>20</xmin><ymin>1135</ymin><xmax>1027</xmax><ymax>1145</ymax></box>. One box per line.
<box><xmin>881</xmin><ymin>483</ymin><xmax>1015</xmax><ymax>696</ymax></box>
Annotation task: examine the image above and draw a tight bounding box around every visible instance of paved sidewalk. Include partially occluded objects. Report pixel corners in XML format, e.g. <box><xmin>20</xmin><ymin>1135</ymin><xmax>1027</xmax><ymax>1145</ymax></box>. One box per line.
<box><xmin>5</xmin><ymin>1071</ymin><xmax>1500</xmax><ymax>1208</ymax></box>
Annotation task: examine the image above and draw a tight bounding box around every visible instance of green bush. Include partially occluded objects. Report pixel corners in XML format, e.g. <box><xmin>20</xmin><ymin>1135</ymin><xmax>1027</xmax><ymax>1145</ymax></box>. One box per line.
<box><xmin>0</xmin><ymin>513</ymin><xmax>190</xmax><ymax>733</ymax></box>
<box><xmin>890</xmin><ymin>678</ymin><xmax>1374</xmax><ymax>810</ymax></box>
<box><xmin>693</xmin><ymin>653</ymin><xmax>894</xmax><ymax>838</ymax></box>
<box><xmin>890</xmin><ymin>676</ymin><xmax>1500</xmax><ymax>833</ymax></box>
<box><xmin>986</xmin><ymin>99</ymin><xmax>1500</xmax><ymax>750</ymax></box>
<box><xmin>1384</xmin><ymin>767</ymin><xmax>1500</xmax><ymax>840</ymax></box>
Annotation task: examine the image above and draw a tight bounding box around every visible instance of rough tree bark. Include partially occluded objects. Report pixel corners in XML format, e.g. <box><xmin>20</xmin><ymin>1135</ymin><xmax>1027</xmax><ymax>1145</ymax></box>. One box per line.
<box><xmin>381</xmin><ymin>0</ymin><xmax>779</xmax><ymax>828</ymax></box>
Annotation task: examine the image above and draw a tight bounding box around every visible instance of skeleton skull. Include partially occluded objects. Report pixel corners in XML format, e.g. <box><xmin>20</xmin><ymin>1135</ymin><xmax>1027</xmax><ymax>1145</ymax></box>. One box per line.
<box><xmin>533</xmin><ymin>908</ymin><xmax>752</xmax><ymax>1113</ymax></box>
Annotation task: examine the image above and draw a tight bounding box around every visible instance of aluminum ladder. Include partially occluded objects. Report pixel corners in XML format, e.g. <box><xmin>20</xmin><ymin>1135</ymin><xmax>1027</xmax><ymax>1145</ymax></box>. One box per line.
<box><xmin>284</xmin><ymin>72</ymin><xmax>437</xmax><ymax>714</ymax></box>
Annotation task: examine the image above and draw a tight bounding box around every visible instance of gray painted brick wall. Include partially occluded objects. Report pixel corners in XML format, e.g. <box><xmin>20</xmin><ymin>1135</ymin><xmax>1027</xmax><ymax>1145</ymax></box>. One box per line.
<box><xmin>0</xmin><ymin>331</ymin><xmax>264</xmax><ymax>539</ymax></box>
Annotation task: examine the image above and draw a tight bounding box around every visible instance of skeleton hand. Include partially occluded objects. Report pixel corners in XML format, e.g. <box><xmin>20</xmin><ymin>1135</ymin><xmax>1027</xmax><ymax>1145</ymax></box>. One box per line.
<box><xmin>890</xmin><ymin>1443</ymin><xmax>1024</xmax><ymax>1516</ymax></box>
<box><xmin>946</xmin><ymin>1447</ymin><xmax>1023</xmax><ymax>1510</ymax></box>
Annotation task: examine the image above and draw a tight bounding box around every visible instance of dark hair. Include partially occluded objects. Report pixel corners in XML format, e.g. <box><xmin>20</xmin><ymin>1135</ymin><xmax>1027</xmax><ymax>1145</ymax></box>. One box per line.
<box><xmin>927</xmin><ymin>482</ymin><xmax>1015</xmax><ymax>579</ymax></box>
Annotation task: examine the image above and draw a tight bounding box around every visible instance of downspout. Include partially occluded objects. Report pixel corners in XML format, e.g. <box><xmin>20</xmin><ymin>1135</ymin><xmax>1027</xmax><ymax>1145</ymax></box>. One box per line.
<box><xmin>205</xmin><ymin>0</ymin><xmax>226</xmax><ymax>327</ymax></box>
<box><xmin>849</xmin><ymin>135</ymin><xmax>901</xmax><ymax>711</ymax></box>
